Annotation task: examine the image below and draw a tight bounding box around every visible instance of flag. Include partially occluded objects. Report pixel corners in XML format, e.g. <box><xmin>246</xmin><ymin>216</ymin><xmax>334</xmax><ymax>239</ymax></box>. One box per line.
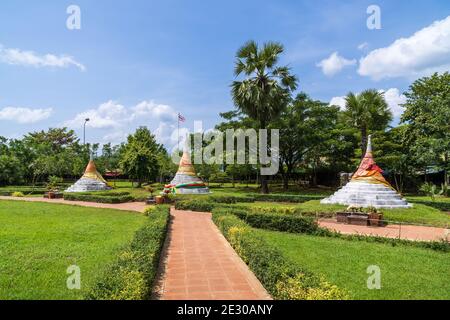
<box><xmin>178</xmin><ymin>113</ymin><xmax>186</xmax><ymax>122</ymax></box>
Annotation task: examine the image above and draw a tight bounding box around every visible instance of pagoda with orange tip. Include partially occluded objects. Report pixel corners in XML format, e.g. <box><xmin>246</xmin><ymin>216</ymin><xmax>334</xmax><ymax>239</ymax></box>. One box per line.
<box><xmin>65</xmin><ymin>154</ymin><xmax>112</xmax><ymax>192</ymax></box>
<box><xmin>164</xmin><ymin>147</ymin><xmax>210</xmax><ymax>195</ymax></box>
<box><xmin>321</xmin><ymin>135</ymin><xmax>411</xmax><ymax>208</ymax></box>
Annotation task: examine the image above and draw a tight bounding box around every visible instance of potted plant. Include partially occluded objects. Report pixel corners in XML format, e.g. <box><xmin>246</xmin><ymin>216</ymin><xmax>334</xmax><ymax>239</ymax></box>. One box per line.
<box><xmin>144</xmin><ymin>185</ymin><xmax>156</xmax><ymax>204</ymax></box>
<box><xmin>45</xmin><ymin>176</ymin><xmax>63</xmax><ymax>199</ymax></box>
<box><xmin>366</xmin><ymin>206</ymin><xmax>382</xmax><ymax>227</ymax></box>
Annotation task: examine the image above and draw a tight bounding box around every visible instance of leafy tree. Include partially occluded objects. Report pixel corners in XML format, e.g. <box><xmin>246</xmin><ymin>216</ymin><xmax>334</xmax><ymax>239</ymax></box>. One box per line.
<box><xmin>341</xmin><ymin>89</ymin><xmax>392</xmax><ymax>156</ymax></box>
<box><xmin>401</xmin><ymin>72</ymin><xmax>450</xmax><ymax>186</ymax></box>
<box><xmin>120</xmin><ymin>127</ymin><xmax>161</xmax><ymax>187</ymax></box>
<box><xmin>231</xmin><ymin>40</ymin><xmax>297</xmax><ymax>193</ymax></box>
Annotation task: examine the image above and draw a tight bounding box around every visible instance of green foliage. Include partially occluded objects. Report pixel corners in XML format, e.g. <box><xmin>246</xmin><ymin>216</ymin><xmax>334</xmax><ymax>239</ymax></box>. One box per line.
<box><xmin>230</xmin><ymin>208</ymin><xmax>320</xmax><ymax>234</ymax></box>
<box><xmin>212</xmin><ymin>209</ymin><xmax>348</xmax><ymax>300</ymax></box>
<box><xmin>175</xmin><ymin>200</ymin><xmax>217</xmax><ymax>212</ymax></box>
<box><xmin>420</xmin><ymin>182</ymin><xmax>443</xmax><ymax>201</ymax></box>
<box><xmin>251</xmin><ymin>193</ymin><xmax>321</xmax><ymax>203</ymax></box>
<box><xmin>85</xmin><ymin>206</ymin><xmax>170</xmax><ymax>300</ymax></box>
<box><xmin>342</xmin><ymin>89</ymin><xmax>393</xmax><ymax>155</ymax></box>
<box><xmin>64</xmin><ymin>191</ymin><xmax>134</xmax><ymax>203</ymax></box>
<box><xmin>11</xmin><ymin>191</ymin><xmax>24</xmax><ymax>197</ymax></box>
<box><xmin>46</xmin><ymin>175</ymin><xmax>63</xmax><ymax>191</ymax></box>
<box><xmin>119</xmin><ymin>127</ymin><xmax>162</xmax><ymax>186</ymax></box>
<box><xmin>402</xmin><ymin>72</ymin><xmax>450</xmax><ymax>187</ymax></box>
<box><xmin>231</xmin><ymin>40</ymin><xmax>298</xmax><ymax>193</ymax></box>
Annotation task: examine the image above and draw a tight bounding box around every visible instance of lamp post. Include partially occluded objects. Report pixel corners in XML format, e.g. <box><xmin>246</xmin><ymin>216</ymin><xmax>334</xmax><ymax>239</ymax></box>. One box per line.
<box><xmin>83</xmin><ymin>118</ymin><xmax>90</xmax><ymax>145</ymax></box>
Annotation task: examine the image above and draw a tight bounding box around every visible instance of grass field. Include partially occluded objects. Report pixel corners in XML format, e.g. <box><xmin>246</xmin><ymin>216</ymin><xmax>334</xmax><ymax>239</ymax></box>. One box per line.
<box><xmin>258</xmin><ymin>229</ymin><xmax>450</xmax><ymax>300</ymax></box>
<box><xmin>0</xmin><ymin>200</ymin><xmax>146</xmax><ymax>300</ymax></box>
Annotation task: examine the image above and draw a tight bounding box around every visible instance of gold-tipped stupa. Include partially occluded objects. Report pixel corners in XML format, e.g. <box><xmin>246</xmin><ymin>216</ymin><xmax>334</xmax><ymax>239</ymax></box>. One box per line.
<box><xmin>65</xmin><ymin>154</ymin><xmax>112</xmax><ymax>192</ymax></box>
<box><xmin>164</xmin><ymin>147</ymin><xmax>210</xmax><ymax>195</ymax></box>
<box><xmin>321</xmin><ymin>135</ymin><xmax>411</xmax><ymax>208</ymax></box>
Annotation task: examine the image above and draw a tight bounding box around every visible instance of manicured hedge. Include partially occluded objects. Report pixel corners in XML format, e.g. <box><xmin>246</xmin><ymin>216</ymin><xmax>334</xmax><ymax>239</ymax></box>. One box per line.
<box><xmin>250</xmin><ymin>194</ymin><xmax>322</xmax><ymax>203</ymax></box>
<box><xmin>63</xmin><ymin>192</ymin><xmax>134</xmax><ymax>203</ymax></box>
<box><xmin>212</xmin><ymin>208</ymin><xmax>348</xmax><ymax>300</ymax></box>
<box><xmin>85</xmin><ymin>205</ymin><xmax>170</xmax><ymax>300</ymax></box>
<box><xmin>0</xmin><ymin>189</ymin><xmax>46</xmax><ymax>196</ymax></box>
<box><xmin>175</xmin><ymin>200</ymin><xmax>217</xmax><ymax>212</ymax></box>
<box><xmin>230</xmin><ymin>208</ymin><xmax>320</xmax><ymax>234</ymax></box>
<box><xmin>410</xmin><ymin>200</ymin><xmax>450</xmax><ymax>212</ymax></box>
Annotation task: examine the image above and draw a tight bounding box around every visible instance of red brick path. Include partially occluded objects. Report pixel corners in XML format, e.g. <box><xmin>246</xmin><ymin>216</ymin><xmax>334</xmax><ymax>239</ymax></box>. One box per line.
<box><xmin>152</xmin><ymin>208</ymin><xmax>271</xmax><ymax>300</ymax></box>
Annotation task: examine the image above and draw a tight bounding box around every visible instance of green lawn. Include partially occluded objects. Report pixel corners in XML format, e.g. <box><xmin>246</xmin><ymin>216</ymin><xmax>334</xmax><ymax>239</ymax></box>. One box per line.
<box><xmin>258</xmin><ymin>229</ymin><xmax>450</xmax><ymax>300</ymax></box>
<box><xmin>0</xmin><ymin>200</ymin><xmax>146</xmax><ymax>300</ymax></box>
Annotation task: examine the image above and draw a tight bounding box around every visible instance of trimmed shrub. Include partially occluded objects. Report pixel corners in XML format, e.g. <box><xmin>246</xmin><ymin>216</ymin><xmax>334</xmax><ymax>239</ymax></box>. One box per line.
<box><xmin>410</xmin><ymin>200</ymin><xmax>450</xmax><ymax>212</ymax></box>
<box><xmin>251</xmin><ymin>194</ymin><xmax>321</xmax><ymax>203</ymax></box>
<box><xmin>175</xmin><ymin>200</ymin><xmax>217</xmax><ymax>212</ymax></box>
<box><xmin>248</xmin><ymin>205</ymin><xmax>336</xmax><ymax>218</ymax></box>
<box><xmin>231</xmin><ymin>208</ymin><xmax>319</xmax><ymax>234</ymax></box>
<box><xmin>63</xmin><ymin>192</ymin><xmax>134</xmax><ymax>204</ymax></box>
<box><xmin>208</xmin><ymin>195</ymin><xmax>255</xmax><ymax>204</ymax></box>
<box><xmin>0</xmin><ymin>189</ymin><xmax>46</xmax><ymax>196</ymax></box>
<box><xmin>212</xmin><ymin>208</ymin><xmax>348</xmax><ymax>300</ymax></box>
<box><xmin>85</xmin><ymin>205</ymin><xmax>170</xmax><ymax>300</ymax></box>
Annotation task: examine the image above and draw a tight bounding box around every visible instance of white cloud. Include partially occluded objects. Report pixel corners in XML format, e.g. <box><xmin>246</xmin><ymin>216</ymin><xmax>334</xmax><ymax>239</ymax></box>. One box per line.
<box><xmin>379</xmin><ymin>88</ymin><xmax>407</xmax><ymax>117</ymax></box>
<box><xmin>65</xmin><ymin>101</ymin><xmax>128</xmax><ymax>129</ymax></box>
<box><xmin>357</xmin><ymin>42</ymin><xmax>369</xmax><ymax>51</ymax></box>
<box><xmin>0</xmin><ymin>44</ymin><xmax>85</xmax><ymax>71</ymax></box>
<box><xmin>64</xmin><ymin>100</ymin><xmax>179</xmax><ymax>145</ymax></box>
<box><xmin>0</xmin><ymin>107</ymin><xmax>53</xmax><ymax>124</ymax></box>
<box><xmin>329</xmin><ymin>96</ymin><xmax>346</xmax><ymax>109</ymax></box>
<box><xmin>317</xmin><ymin>52</ymin><xmax>356</xmax><ymax>77</ymax></box>
<box><xmin>131</xmin><ymin>101</ymin><xmax>177</xmax><ymax>122</ymax></box>
<box><xmin>358</xmin><ymin>15</ymin><xmax>450</xmax><ymax>80</ymax></box>
<box><xmin>329</xmin><ymin>88</ymin><xmax>407</xmax><ymax>117</ymax></box>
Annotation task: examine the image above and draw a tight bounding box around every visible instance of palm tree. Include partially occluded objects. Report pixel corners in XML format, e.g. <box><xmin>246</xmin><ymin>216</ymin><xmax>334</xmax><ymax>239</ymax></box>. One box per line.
<box><xmin>231</xmin><ymin>40</ymin><xmax>297</xmax><ymax>193</ymax></box>
<box><xmin>343</xmin><ymin>89</ymin><xmax>392</xmax><ymax>156</ymax></box>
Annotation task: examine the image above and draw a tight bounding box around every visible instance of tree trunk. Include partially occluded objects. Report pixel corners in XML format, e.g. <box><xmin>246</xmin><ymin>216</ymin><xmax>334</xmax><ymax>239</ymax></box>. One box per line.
<box><xmin>283</xmin><ymin>174</ymin><xmax>289</xmax><ymax>190</ymax></box>
<box><xmin>444</xmin><ymin>152</ymin><xmax>449</xmax><ymax>187</ymax></box>
<box><xmin>261</xmin><ymin>174</ymin><xmax>269</xmax><ymax>194</ymax></box>
<box><xmin>361</xmin><ymin>127</ymin><xmax>368</xmax><ymax>157</ymax></box>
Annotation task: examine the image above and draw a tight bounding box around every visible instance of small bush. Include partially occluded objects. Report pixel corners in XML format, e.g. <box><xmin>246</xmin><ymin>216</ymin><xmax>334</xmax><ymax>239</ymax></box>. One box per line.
<box><xmin>11</xmin><ymin>191</ymin><xmax>25</xmax><ymax>197</ymax></box>
<box><xmin>212</xmin><ymin>209</ymin><xmax>348</xmax><ymax>300</ymax></box>
<box><xmin>63</xmin><ymin>192</ymin><xmax>134</xmax><ymax>204</ymax></box>
<box><xmin>251</xmin><ymin>194</ymin><xmax>321</xmax><ymax>203</ymax></box>
<box><xmin>231</xmin><ymin>208</ymin><xmax>320</xmax><ymax>234</ymax></box>
<box><xmin>85</xmin><ymin>205</ymin><xmax>170</xmax><ymax>300</ymax></box>
<box><xmin>0</xmin><ymin>189</ymin><xmax>46</xmax><ymax>196</ymax></box>
<box><xmin>409</xmin><ymin>200</ymin><xmax>450</xmax><ymax>212</ymax></box>
<box><xmin>175</xmin><ymin>200</ymin><xmax>217</xmax><ymax>212</ymax></box>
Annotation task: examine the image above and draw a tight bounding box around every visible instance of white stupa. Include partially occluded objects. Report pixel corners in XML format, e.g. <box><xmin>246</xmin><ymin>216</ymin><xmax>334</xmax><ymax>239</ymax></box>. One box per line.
<box><xmin>65</xmin><ymin>154</ymin><xmax>112</xmax><ymax>193</ymax></box>
<box><xmin>164</xmin><ymin>147</ymin><xmax>210</xmax><ymax>195</ymax></box>
<box><xmin>321</xmin><ymin>135</ymin><xmax>411</xmax><ymax>209</ymax></box>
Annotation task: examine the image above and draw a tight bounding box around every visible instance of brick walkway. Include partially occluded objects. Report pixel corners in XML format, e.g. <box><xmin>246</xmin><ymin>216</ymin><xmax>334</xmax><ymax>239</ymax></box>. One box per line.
<box><xmin>319</xmin><ymin>219</ymin><xmax>449</xmax><ymax>242</ymax></box>
<box><xmin>152</xmin><ymin>208</ymin><xmax>271</xmax><ymax>300</ymax></box>
<box><xmin>0</xmin><ymin>196</ymin><xmax>148</xmax><ymax>212</ymax></box>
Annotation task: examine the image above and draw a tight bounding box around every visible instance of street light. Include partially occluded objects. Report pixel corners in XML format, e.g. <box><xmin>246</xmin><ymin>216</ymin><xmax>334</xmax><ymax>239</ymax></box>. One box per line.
<box><xmin>83</xmin><ymin>118</ymin><xmax>90</xmax><ymax>145</ymax></box>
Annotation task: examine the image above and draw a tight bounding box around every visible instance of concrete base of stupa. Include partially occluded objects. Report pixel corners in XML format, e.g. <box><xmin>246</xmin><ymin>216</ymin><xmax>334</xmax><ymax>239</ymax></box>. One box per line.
<box><xmin>65</xmin><ymin>178</ymin><xmax>112</xmax><ymax>193</ymax></box>
<box><xmin>176</xmin><ymin>187</ymin><xmax>210</xmax><ymax>194</ymax></box>
<box><xmin>320</xmin><ymin>181</ymin><xmax>412</xmax><ymax>209</ymax></box>
<box><xmin>169</xmin><ymin>173</ymin><xmax>210</xmax><ymax>194</ymax></box>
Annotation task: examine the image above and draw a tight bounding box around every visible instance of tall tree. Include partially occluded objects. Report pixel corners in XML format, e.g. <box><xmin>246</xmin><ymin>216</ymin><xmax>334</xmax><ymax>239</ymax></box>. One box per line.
<box><xmin>119</xmin><ymin>127</ymin><xmax>161</xmax><ymax>187</ymax></box>
<box><xmin>231</xmin><ymin>40</ymin><xmax>297</xmax><ymax>193</ymax></box>
<box><xmin>401</xmin><ymin>72</ymin><xmax>450</xmax><ymax>186</ymax></box>
<box><xmin>342</xmin><ymin>89</ymin><xmax>392</xmax><ymax>156</ymax></box>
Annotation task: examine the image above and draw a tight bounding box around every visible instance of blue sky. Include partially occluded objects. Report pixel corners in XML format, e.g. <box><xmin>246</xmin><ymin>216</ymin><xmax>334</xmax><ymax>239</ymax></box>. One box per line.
<box><xmin>1</xmin><ymin>0</ymin><xmax>449</xmax><ymax>150</ymax></box>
